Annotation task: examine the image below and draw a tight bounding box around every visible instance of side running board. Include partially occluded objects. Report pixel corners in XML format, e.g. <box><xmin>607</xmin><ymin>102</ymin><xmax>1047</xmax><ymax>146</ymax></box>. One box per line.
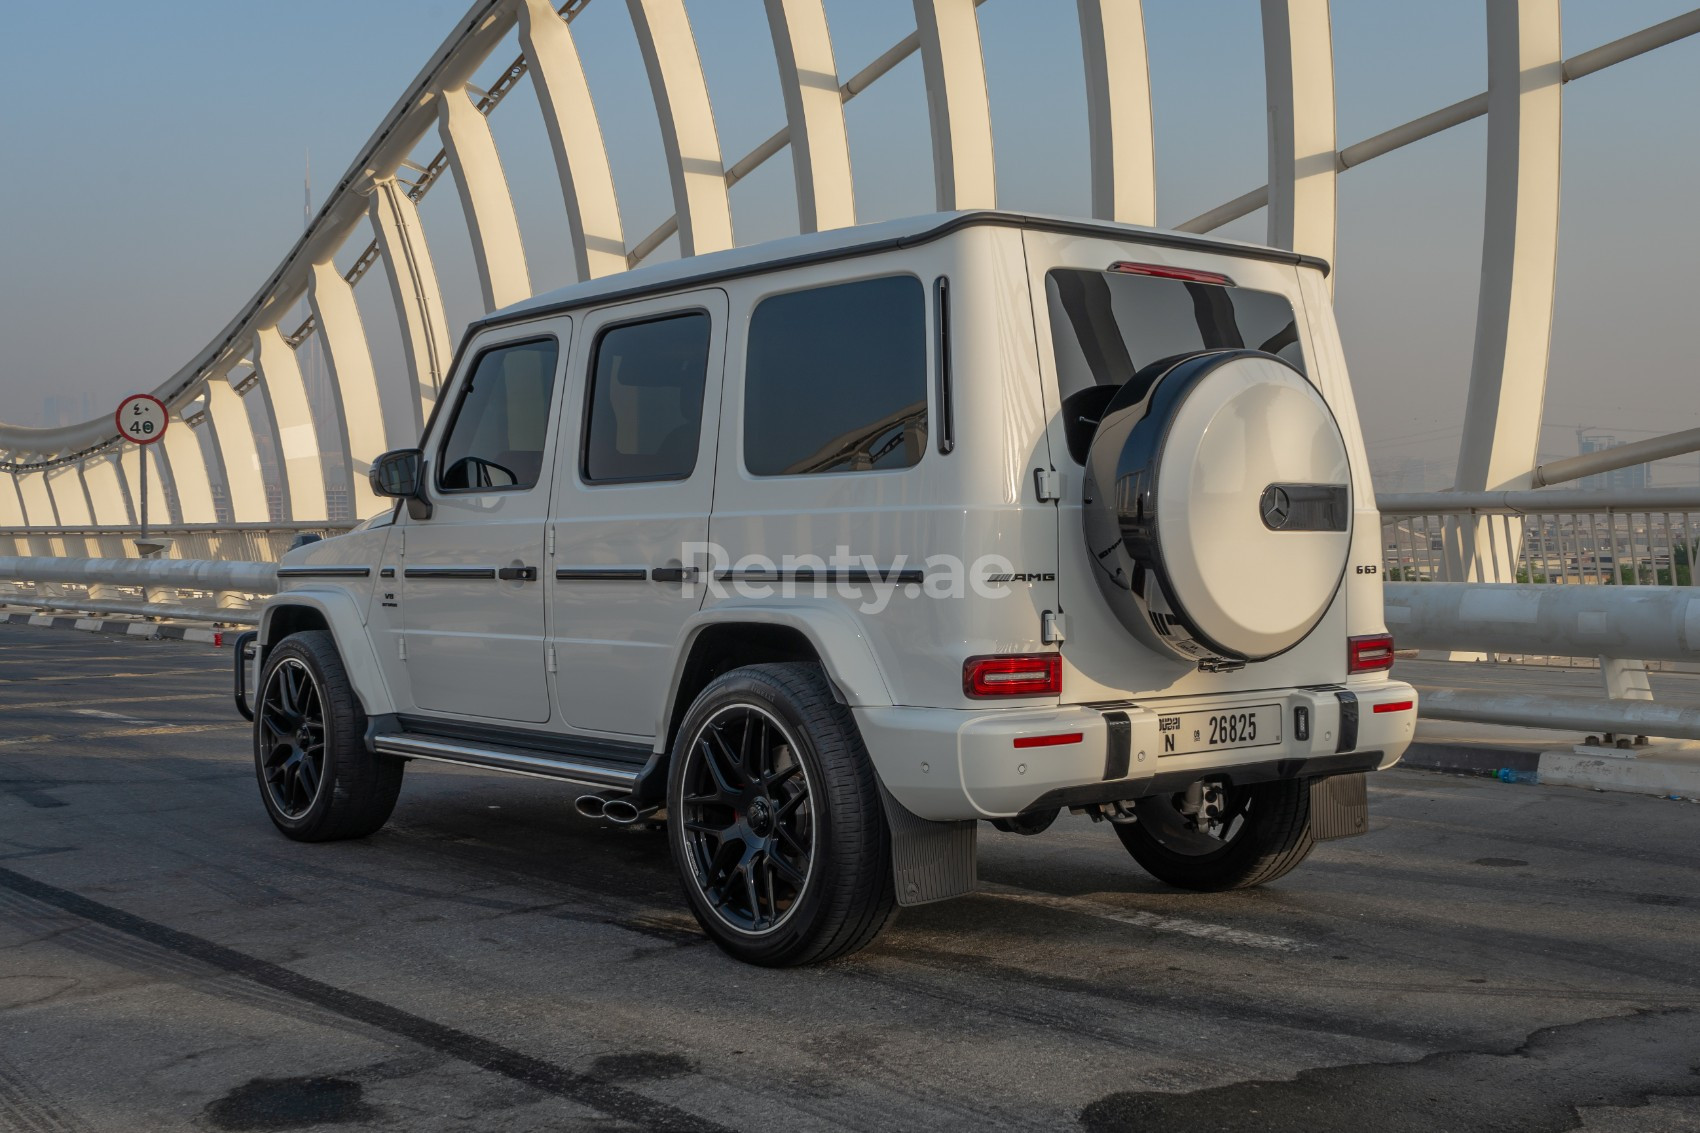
<box><xmin>372</xmin><ymin>733</ymin><xmax>641</xmax><ymax>791</ymax></box>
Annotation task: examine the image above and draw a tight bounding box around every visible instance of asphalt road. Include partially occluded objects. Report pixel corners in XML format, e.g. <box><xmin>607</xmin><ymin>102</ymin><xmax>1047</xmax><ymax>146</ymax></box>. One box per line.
<box><xmin>1</xmin><ymin>622</ymin><xmax>1697</xmax><ymax>1132</ymax></box>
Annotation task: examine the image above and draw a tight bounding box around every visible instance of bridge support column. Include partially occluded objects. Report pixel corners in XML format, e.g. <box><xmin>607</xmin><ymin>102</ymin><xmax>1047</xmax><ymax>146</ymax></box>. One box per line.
<box><xmin>912</xmin><ymin>0</ymin><xmax>997</xmax><ymax>210</ymax></box>
<box><xmin>1261</xmin><ymin>0</ymin><xmax>1337</xmax><ymax>274</ymax></box>
<box><xmin>1451</xmin><ymin>1</ymin><xmax>1563</xmax><ymax>581</ymax></box>
<box><xmin>1077</xmin><ymin>0</ymin><xmax>1154</xmax><ymax>225</ymax></box>
<box><xmin>17</xmin><ymin>471</ymin><xmax>58</xmax><ymax>529</ymax></box>
<box><xmin>438</xmin><ymin>86</ymin><xmax>532</xmax><ymax>311</ymax></box>
<box><xmin>161</xmin><ymin>410</ymin><xmax>219</xmax><ymax>524</ymax></box>
<box><xmin>628</xmin><ymin>0</ymin><xmax>735</xmax><ymax>257</ymax></box>
<box><xmin>251</xmin><ymin>324</ymin><xmax>328</xmax><ymax>522</ymax></box>
<box><xmin>309</xmin><ymin>261</ymin><xmax>391</xmax><ymax>520</ymax></box>
<box><xmin>204</xmin><ymin>375</ymin><xmax>270</xmax><ymax>523</ymax></box>
<box><xmin>516</xmin><ymin>0</ymin><xmax>627</xmax><ymax>280</ymax></box>
<box><xmin>83</xmin><ymin>454</ymin><xmax>132</xmax><ymax>526</ymax></box>
<box><xmin>45</xmin><ymin>464</ymin><xmax>92</xmax><ymax>527</ymax></box>
<box><xmin>764</xmin><ymin>0</ymin><xmax>856</xmax><ymax>233</ymax></box>
<box><xmin>369</xmin><ymin>178</ymin><xmax>452</xmax><ymax>422</ymax></box>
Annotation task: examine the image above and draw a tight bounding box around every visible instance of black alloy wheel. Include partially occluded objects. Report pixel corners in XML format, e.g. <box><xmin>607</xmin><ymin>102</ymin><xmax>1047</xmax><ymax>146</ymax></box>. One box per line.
<box><xmin>252</xmin><ymin>630</ymin><xmax>404</xmax><ymax>842</ymax></box>
<box><xmin>667</xmin><ymin>663</ymin><xmax>895</xmax><ymax>966</ymax></box>
<box><xmin>1113</xmin><ymin>777</ymin><xmax>1316</xmax><ymax>891</ymax></box>
<box><xmin>258</xmin><ymin>657</ymin><xmax>327</xmax><ymax>820</ymax></box>
<box><xmin>678</xmin><ymin>703</ymin><xmax>816</xmax><ymax>935</ymax></box>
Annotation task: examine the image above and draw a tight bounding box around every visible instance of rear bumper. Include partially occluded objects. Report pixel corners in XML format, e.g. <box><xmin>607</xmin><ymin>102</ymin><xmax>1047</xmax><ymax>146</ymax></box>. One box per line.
<box><xmin>855</xmin><ymin>681</ymin><xmax>1416</xmax><ymax>821</ymax></box>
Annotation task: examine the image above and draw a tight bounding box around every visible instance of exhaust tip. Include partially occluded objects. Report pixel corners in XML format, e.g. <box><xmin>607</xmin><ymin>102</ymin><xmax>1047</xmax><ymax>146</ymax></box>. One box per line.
<box><xmin>574</xmin><ymin>794</ymin><xmax>608</xmax><ymax>819</ymax></box>
<box><xmin>603</xmin><ymin>799</ymin><xmax>658</xmax><ymax>825</ymax></box>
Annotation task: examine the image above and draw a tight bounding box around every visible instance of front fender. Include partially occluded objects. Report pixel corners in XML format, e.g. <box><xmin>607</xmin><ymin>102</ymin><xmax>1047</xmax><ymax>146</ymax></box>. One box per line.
<box><xmin>655</xmin><ymin>602</ymin><xmax>896</xmax><ymax>744</ymax></box>
<box><xmin>260</xmin><ymin>588</ymin><xmax>397</xmax><ymax>718</ymax></box>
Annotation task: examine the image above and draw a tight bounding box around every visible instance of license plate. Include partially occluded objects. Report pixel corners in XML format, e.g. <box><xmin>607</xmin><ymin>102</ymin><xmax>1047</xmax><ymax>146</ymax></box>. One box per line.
<box><xmin>1156</xmin><ymin>704</ymin><xmax>1281</xmax><ymax>757</ymax></box>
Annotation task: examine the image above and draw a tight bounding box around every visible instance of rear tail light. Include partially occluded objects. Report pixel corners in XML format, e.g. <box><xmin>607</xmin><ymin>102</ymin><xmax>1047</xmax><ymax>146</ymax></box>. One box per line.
<box><xmin>1107</xmin><ymin>261</ymin><xmax>1235</xmax><ymax>287</ymax></box>
<box><xmin>964</xmin><ymin>654</ymin><xmax>1063</xmax><ymax>698</ymax></box>
<box><xmin>1348</xmin><ymin>633</ymin><xmax>1396</xmax><ymax>674</ymax></box>
<box><xmin>1013</xmin><ymin>732</ymin><xmax>1083</xmax><ymax>749</ymax></box>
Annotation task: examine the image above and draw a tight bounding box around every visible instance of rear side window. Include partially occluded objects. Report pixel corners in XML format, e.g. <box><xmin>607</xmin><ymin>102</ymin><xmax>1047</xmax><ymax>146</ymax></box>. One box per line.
<box><xmin>437</xmin><ymin>338</ymin><xmax>559</xmax><ymax>491</ymax></box>
<box><xmin>583</xmin><ymin>312</ymin><xmax>712</xmax><ymax>483</ymax></box>
<box><xmin>1046</xmin><ymin>268</ymin><xmax>1306</xmax><ymax>463</ymax></box>
<box><xmin>744</xmin><ymin>276</ymin><xmax>927</xmax><ymax>477</ymax></box>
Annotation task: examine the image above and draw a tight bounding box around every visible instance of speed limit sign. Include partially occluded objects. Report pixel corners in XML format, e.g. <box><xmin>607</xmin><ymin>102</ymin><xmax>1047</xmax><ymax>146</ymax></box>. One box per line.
<box><xmin>116</xmin><ymin>394</ymin><xmax>168</xmax><ymax>445</ymax></box>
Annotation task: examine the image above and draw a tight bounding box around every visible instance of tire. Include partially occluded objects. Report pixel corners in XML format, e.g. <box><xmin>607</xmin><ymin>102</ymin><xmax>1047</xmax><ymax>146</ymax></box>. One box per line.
<box><xmin>1113</xmin><ymin>778</ymin><xmax>1315</xmax><ymax>891</ymax></box>
<box><xmin>667</xmin><ymin>663</ymin><xmax>895</xmax><ymax>966</ymax></box>
<box><xmin>254</xmin><ymin>630</ymin><xmax>404</xmax><ymax>842</ymax></box>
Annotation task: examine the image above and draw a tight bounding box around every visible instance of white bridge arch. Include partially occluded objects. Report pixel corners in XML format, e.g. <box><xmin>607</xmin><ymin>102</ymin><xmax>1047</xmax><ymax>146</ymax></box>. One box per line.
<box><xmin>1</xmin><ymin>1</ymin><xmax>1697</xmax><ymax>567</ymax></box>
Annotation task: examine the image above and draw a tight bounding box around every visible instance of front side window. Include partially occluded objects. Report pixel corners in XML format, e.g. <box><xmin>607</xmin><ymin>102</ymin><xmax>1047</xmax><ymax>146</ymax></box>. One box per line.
<box><xmin>437</xmin><ymin>338</ymin><xmax>559</xmax><ymax>491</ymax></box>
<box><xmin>1046</xmin><ymin>268</ymin><xmax>1306</xmax><ymax>463</ymax></box>
<box><xmin>583</xmin><ymin>312</ymin><xmax>712</xmax><ymax>483</ymax></box>
<box><xmin>744</xmin><ymin>275</ymin><xmax>927</xmax><ymax>477</ymax></box>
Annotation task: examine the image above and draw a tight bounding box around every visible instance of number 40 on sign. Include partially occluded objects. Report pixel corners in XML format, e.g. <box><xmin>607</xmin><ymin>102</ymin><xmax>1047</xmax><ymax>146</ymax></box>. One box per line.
<box><xmin>115</xmin><ymin>394</ymin><xmax>168</xmax><ymax>445</ymax></box>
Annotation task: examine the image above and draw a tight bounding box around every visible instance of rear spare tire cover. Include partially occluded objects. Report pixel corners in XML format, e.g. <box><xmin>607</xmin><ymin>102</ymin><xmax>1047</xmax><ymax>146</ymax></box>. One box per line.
<box><xmin>1082</xmin><ymin>349</ymin><xmax>1352</xmax><ymax>666</ymax></box>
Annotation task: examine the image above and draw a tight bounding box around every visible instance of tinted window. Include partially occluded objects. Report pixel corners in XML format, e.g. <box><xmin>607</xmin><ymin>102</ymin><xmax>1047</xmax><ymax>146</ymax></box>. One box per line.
<box><xmin>583</xmin><ymin>312</ymin><xmax>711</xmax><ymax>483</ymax></box>
<box><xmin>744</xmin><ymin>276</ymin><xmax>927</xmax><ymax>476</ymax></box>
<box><xmin>437</xmin><ymin>338</ymin><xmax>559</xmax><ymax>491</ymax></box>
<box><xmin>1046</xmin><ymin>269</ymin><xmax>1306</xmax><ymax>463</ymax></box>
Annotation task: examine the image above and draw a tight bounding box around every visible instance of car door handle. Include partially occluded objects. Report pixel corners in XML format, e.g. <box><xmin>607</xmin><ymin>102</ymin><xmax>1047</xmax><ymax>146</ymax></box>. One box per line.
<box><xmin>497</xmin><ymin>566</ymin><xmax>538</xmax><ymax>582</ymax></box>
<box><xmin>650</xmin><ymin>566</ymin><xmax>700</xmax><ymax>583</ymax></box>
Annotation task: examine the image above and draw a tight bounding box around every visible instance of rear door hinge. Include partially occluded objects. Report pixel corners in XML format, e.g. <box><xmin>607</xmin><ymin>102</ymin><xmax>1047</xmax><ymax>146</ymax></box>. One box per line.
<box><xmin>546</xmin><ymin>527</ymin><xmax>556</xmax><ymax>556</ymax></box>
<box><xmin>1034</xmin><ymin>467</ymin><xmax>1062</xmax><ymax>503</ymax></box>
<box><xmin>1043</xmin><ymin>610</ymin><xmax>1066</xmax><ymax>644</ymax></box>
<box><xmin>547</xmin><ymin>644</ymin><xmax>558</xmax><ymax>674</ymax></box>
<box><xmin>397</xmin><ymin>636</ymin><xmax>407</xmax><ymax>661</ymax></box>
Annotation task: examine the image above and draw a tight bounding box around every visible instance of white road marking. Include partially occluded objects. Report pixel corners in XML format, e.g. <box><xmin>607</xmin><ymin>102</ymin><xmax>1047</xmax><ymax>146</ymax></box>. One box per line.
<box><xmin>978</xmin><ymin>881</ymin><xmax>1307</xmax><ymax>953</ymax></box>
<box><xmin>72</xmin><ymin>709</ymin><xmax>159</xmax><ymax>725</ymax></box>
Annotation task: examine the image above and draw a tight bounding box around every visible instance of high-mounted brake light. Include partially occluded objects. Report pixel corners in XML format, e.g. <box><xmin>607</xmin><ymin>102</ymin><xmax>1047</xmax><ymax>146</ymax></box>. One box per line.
<box><xmin>964</xmin><ymin>654</ymin><xmax>1063</xmax><ymax>699</ymax></box>
<box><xmin>1108</xmin><ymin>261</ymin><xmax>1235</xmax><ymax>287</ymax></box>
<box><xmin>1348</xmin><ymin>633</ymin><xmax>1396</xmax><ymax>674</ymax></box>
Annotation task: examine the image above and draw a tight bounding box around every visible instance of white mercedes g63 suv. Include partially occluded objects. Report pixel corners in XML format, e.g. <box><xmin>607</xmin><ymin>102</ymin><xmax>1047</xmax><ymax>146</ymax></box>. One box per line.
<box><xmin>239</xmin><ymin>211</ymin><xmax>1416</xmax><ymax>966</ymax></box>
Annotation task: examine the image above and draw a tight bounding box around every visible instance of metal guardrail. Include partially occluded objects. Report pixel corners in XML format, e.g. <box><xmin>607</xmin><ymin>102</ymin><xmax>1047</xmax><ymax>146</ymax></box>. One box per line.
<box><xmin>1378</xmin><ymin>490</ymin><xmax>1700</xmax><ymax>587</ymax></box>
<box><xmin>0</xmin><ymin>524</ymin><xmax>354</xmax><ymax>565</ymax></box>
<box><xmin>0</xmin><ymin>555</ymin><xmax>277</xmax><ymax>626</ymax></box>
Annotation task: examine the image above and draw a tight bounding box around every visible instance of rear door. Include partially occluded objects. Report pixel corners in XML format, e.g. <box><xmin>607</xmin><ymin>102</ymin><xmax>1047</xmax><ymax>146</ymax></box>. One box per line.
<box><xmin>399</xmin><ymin>326</ymin><xmax>567</xmax><ymax>723</ymax></box>
<box><xmin>548</xmin><ymin>290</ymin><xmax>726</xmax><ymax>739</ymax></box>
<box><xmin>1021</xmin><ymin>230</ymin><xmax>1345</xmax><ymax>703</ymax></box>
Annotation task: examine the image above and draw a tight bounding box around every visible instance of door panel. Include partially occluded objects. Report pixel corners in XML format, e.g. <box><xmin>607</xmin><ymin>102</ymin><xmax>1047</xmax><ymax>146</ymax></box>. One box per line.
<box><xmin>401</xmin><ymin>328</ymin><xmax>567</xmax><ymax>723</ymax></box>
<box><xmin>550</xmin><ymin>291</ymin><xmax>726</xmax><ymax>739</ymax></box>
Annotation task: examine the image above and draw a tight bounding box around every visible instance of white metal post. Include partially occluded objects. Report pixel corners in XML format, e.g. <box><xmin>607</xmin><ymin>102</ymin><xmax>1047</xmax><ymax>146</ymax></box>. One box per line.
<box><xmin>369</xmin><ymin>178</ymin><xmax>453</xmax><ymax>421</ymax></box>
<box><xmin>438</xmin><ymin>85</ymin><xmax>533</xmax><ymax>311</ymax></box>
<box><xmin>252</xmin><ymin>324</ymin><xmax>329</xmax><ymax>523</ymax></box>
<box><xmin>628</xmin><ymin>0</ymin><xmax>735</xmax><ymax>257</ymax></box>
<box><xmin>204</xmin><ymin>375</ymin><xmax>270</xmax><ymax>523</ymax></box>
<box><xmin>1076</xmin><ymin>0</ymin><xmax>1155</xmax><ymax>226</ymax></box>
<box><xmin>764</xmin><ymin>0</ymin><xmax>857</xmax><ymax>233</ymax></box>
<box><xmin>1451</xmin><ymin>0</ymin><xmax>1563</xmax><ymax>581</ymax></box>
<box><xmin>309</xmin><ymin>259</ymin><xmax>391</xmax><ymax>519</ymax></box>
<box><xmin>516</xmin><ymin>0</ymin><xmax>628</xmax><ymax>280</ymax></box>
<box><xmin>1261</xmin><ymin>0</ymin><xmax>1338</xmax><ymax>274</ymax></box>
<box><xmin>912</xmin><ymin>0</ymin><xmax>997</xmax><ymax>211</ymax></box>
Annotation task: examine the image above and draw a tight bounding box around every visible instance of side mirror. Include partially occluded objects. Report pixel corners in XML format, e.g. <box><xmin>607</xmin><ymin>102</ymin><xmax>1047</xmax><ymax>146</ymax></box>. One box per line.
<box><xmin>369</xmin><ymin>448</ymin><xmax>432</xmax><ymax>520</ymax></box>
<box><xmin>369</xmin><ymin>448</ymin><xmax>422</xmax><ymax>498</ymax></box>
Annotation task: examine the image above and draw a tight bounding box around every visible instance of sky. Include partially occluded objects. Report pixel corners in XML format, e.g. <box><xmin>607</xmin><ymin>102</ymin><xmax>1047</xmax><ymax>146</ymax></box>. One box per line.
<box><xmin>1</xmin><ymin>0</ymin><xmax>1697</xmax><ymax>489</ymax></box>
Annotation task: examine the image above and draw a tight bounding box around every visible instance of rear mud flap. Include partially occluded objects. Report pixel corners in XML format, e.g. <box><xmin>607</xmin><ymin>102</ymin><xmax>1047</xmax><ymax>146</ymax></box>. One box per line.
<box><xmin>878</xmin><ymin>783</ymin><xmax>977</xmax><ymax>906</ymax></box>
<box><xmin>1309</xmin><ymin>772</ymin><xmax>1369</xmax><ymax>840</ymax></box>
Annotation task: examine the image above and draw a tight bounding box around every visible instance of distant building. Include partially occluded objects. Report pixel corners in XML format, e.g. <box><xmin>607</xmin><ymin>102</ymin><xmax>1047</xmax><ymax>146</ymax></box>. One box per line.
<box><xmin>1579</xmin><ymin>436</ymin><xmax>1649</xmax><ymax>492</ymax></box>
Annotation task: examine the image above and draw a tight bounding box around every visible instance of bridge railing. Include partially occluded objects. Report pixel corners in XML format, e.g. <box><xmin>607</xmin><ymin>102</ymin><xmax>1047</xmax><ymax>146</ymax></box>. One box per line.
<box><xmin>1378</xmin><ymin>489</ymin><xmax>1700</xmax><ymax>588</ymax></box>
<box><xmin>0</xmin><ymin>524</ymin><xmax>355</xmax><ymax>564</ymax></box>
<box><xmin>0</xmin><ymin>555</ymin><xmax>278</xmax><ymax>626</ymax></box>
